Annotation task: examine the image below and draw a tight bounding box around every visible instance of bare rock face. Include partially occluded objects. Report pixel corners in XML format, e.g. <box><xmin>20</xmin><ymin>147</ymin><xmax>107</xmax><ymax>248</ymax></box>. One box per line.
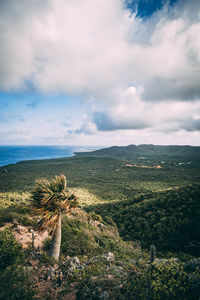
<box><xmin>12</xmin><ymin>225</ymin><xmax>49</xmax><ymax>249</ymax></box>
<box><xmin>16</xmin><ymin>224</ymin><xmax>27</xmax><ymax>234</ymax></box>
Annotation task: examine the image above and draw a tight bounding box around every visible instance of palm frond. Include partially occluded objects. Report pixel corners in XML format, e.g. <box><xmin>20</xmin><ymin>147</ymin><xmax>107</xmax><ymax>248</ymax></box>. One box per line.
<box><xmin>31</xmin><ymin>174</ymin><xmax>78</xmax><ymax>231</ymax></box>
<box><xmin>37</xmin><ymin>211</ymin><xmax>59</xmax><ymax>233</ymax></box>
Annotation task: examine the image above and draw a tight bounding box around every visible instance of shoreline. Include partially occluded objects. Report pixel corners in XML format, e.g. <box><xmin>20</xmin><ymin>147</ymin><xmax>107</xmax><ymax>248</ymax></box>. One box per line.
<box><xmin>0</xmin><ymin>145</ymin><xmax>97</xmax><ymax>168</ymax></box>
<box><xmin>0</xmin><ymin>153</ymin><xmax>77</xmax><ymax>168</ymax></box>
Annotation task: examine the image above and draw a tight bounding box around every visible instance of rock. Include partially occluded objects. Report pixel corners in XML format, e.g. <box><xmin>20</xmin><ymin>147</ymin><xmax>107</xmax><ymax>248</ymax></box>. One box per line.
<box><xmin>72</xmin><ymin>256</ymin><xmax>80</xmax><ymax>265</ymax></box>
<box><xmin>16</xmin><ymin>225</ymin><xmax>27</xmax><ymax>234</ymax></box>
<box><xmin>88</xmin><ymin>253</ymin><xmax>115</xmax><ymax>265</ymax></box>
<box><xmin>68</xmin><ymin>256</ymin><xmax>80</xmax><ymax>269</ymax></box>
<box><xmin>105</xmin><ymin>252</ymin><xmax>115</xmax><ymax>262</ymax></box>
<box><xmin>47</xmin><ymin>267</ymin><xmax>55</xmax><ymax>281</ymax></box>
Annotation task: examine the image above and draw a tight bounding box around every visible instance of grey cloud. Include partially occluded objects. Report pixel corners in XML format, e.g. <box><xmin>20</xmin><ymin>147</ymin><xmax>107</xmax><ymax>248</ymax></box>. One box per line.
<box><xmin>143</xmin><ymin>77</ymin><xmax>200</xmax><ymax>102</ymax></box>
<box><xmin>93</xmin><ymin>111</ymin><xmax>151</xmax><ymax>131</ymax></box>
<box><xmin>182</xmin><ymin>118</ymin><xmax>200</xmax><ymax>132</ymax></box>
<box><xmin>175</xmin><ymin>0</ymin><xmax>200</xmax><ymax>22</ymax></box>
<box><xmin>75</xmin><ymin>95</ymin><xmax>200</xmax><ymax>134</ymax></box>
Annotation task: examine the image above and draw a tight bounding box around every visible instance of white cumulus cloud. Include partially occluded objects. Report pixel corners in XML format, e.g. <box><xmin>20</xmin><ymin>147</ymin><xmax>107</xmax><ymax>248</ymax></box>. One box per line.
<box><xmin>1</xmin><ymin>0</ymin><xmax>200</xmax><ymax>142</ymax></box>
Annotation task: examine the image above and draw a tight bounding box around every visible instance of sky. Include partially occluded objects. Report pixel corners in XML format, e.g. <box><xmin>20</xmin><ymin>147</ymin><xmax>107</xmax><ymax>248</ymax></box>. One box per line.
<box><xmin>0</xmin><ymin>0</ymin><xmax>200</xmax><ymax>146</ymax></box>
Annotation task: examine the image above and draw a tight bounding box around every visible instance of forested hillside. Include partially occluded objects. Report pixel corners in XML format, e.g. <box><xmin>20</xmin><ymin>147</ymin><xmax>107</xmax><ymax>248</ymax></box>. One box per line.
<box><xmin>76</xmin><ymin>144</ymin><xmax>200</xmax><ymax>164</ymax></box>
<box><xmin>87</xmin><ymin>184</ymin><xmax>200</xmax><ymax>256</ymax></box>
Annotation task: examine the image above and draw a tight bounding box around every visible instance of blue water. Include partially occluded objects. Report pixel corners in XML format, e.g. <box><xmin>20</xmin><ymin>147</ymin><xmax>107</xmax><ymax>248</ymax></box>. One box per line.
<box><xmin>0</xmin><ymin>145</ymin><xmax>94</xmax><ymax>167</ymax></box>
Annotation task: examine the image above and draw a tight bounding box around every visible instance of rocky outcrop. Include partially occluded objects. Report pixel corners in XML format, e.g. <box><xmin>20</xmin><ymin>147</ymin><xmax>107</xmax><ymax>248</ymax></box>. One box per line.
<box><xmin>0</xmin><ymin>223</ymin><xmax>49</xmax><ymax>248</ymax></box>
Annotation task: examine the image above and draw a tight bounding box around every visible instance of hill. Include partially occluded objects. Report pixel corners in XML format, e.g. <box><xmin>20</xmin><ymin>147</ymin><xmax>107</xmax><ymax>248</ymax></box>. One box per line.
<box><xmin>0</xmin><ymin>189</ymin><xmax>199</xmax><ymax>299</ymax></box>
<box><xmin>75</xmin><ymin>144</ymin><xmax>200</xmax><ymax>164</ymax></box>
<box><xmin>87</xmin><ymin>184</ymin><xmax>200</xmax><ymax>256</ymax></box>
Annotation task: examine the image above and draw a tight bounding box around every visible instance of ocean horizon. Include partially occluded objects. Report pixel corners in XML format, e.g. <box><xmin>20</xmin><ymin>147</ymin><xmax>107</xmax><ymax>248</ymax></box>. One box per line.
<box><xmin>0</xmin><ymin>145</ymin><xmax>96</xmax><ymax>167</ymax></box>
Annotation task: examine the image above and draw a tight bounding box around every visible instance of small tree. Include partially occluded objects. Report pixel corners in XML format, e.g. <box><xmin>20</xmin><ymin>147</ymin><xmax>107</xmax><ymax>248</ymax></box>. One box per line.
<box><xmin>31</xmin><ymin>174</ymin><xmax>78</xmax><ymax>260</ymax></box>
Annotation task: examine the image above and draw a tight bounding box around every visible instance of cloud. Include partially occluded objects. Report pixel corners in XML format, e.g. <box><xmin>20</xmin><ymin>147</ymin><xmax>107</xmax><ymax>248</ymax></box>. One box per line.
<box><xmin>0</xmin><ymin>127</ymin><xmax>30</xmax><ymax>140</ymax></box>
<box><xmin>74</xmin><ymin>86</ymin><xmax>200</xmax><ymax>133</ymax></box>
<box><xmin>93</xmin><ymin>87</ymin><xmax>151</xmax><ymax>131</ymax></box>
<box><xmin>1</xmin><ymin>0</ymin><xmax>200</xmax><ymax>141</ymax></box>
<box><xmin>181</xmin><ymin>118</ymin><xmax>200</xmax><ymax>132</ymax></box>
<box><xmin>93</xmin><ymin>111</ymin><xmax>150</xmax><ymax>131</ymax></box>
<box><xmin>68</xmin><ymin>114</ymin><xmax>97</xmax><ymax>135</ymax></box>
<box><xmin>0</xmin><ymin>0</ymin><xmax>51</xmax><ymax>91</ymax></box>
<box><xmin>1</xmin><ymin>0</ymin><xmax>200</xmax><ymax>102</ymax></box>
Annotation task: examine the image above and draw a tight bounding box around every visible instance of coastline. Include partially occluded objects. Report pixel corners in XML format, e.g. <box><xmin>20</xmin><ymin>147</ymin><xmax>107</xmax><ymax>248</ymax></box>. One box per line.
<box><xmin>0</xmin><ymin>145</ymin><xmax>95</xmax><ymax>168</ymax></box>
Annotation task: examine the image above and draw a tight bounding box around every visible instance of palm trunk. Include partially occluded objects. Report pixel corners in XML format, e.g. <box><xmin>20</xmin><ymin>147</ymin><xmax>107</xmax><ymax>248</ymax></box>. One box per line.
<box><xmin>51</xmin><ymin>211</ymin><xmax>61</xmax><ymax>260</ymax></box>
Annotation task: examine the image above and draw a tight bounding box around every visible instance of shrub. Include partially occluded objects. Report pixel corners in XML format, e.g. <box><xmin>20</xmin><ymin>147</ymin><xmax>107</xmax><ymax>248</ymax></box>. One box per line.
<box><xmin>124</xmin><ymin>259</ymin><xmax>200</xmax><ymax>300</ymax></box>
<box><xmin>0</xmin><ymin>265</ymin><xmax>34</xmax><ymax>300</ymax></box>
<box><xmin>0</xmin><ymin>228</ymin><xmax>23</xmax><ymax>269</ymax></box>
<box><xmin>61</xmin><ymin>217</ymin><xmax>97</xmax><ymax>257</ymax></box>
<box><xmin>150</xmin><ymin>260</ymin><xmax>189</xmax><ymax>299</ymax></box>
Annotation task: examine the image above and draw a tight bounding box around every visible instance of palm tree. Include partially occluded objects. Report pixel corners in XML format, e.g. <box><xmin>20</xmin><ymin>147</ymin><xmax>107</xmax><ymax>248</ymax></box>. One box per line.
<box><xmin>31</xmin><ymin>174</ymin><xmax>78</xmax><ymax>260</ymax></box>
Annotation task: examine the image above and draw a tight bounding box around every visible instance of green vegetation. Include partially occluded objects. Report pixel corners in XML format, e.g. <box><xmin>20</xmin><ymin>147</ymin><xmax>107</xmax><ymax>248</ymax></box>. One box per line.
<box><xmin>76</xmin><ymin>144</ymin><xmax>200</xmax><ymax>163</ymax></box>
<box><xmin>0</xmin><ymin>192</ymin><xmax>34</xmax><ymax>227</ymax></box>
<box><xmin>60</xmin><ymin>214</ymin><xmax>135</xmax><ymax>260</ymax></box>
<box><xmin>1</xmin><ymin>155</ymin><xmax>200</xmax><ymax>201</ymax></box>
<box><xmin>123</xmin><ymin>259</ymin><xmax>200</xmax><ymax>300</ymax></box>
<box><xmin>0</xmin><ymin>144</ymin><xmax>200</xmax><ymax>298</ymax></box>
<box><xmin>0</xmin><ymin>228</ymin><xmax>23</xmax><ymax>269</ymax></box>
<box><xmin>0</xmin><ymin>265</ymin><xmax>35</xmax><ymax>300</ymax></box>
<box><xmin>87</xmin><ymin>184</ymin><xmax>200</xmax><ymax>256</ymax></box>
<box><xmin>0</xmin><ymin>229</ymin><xmax>34</xmax><ymax>299</ymax></box>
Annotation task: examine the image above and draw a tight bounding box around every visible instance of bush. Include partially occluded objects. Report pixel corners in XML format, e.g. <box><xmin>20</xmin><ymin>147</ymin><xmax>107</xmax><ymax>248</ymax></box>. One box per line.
<box><xmin>61</xmin><ymin>217</ymin><xmax>98</xmax><ymax>257</ymax></box>
<box><xmin>124</xmin><ymin>259</ymin><xmax>200</xmax><ymax>300</ymax></box>
<box><xmin>0</xmin><ymin>265</ymin><xmax>34</xmax><ymax>300</ymax></box>
<box><xmin>0</xmin><ymin>228</ymin><xmax>34</xmax><ymax>299</ymax></box>
<box><xmin>150</xmin><ymin>260</ymin><xmax>189</xmax><ymax>299</ymax></box>
<box><xmin>0</xmin><ymin>228</ymin><xmax>23</xmax><ymax>269</ymax></box>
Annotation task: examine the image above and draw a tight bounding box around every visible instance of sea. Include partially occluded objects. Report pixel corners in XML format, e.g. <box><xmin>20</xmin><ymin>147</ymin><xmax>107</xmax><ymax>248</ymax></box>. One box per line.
<box><xmin>0</xmin><ymin>145</ymin><xmax>95</xmax><ymax>167</ymax></box>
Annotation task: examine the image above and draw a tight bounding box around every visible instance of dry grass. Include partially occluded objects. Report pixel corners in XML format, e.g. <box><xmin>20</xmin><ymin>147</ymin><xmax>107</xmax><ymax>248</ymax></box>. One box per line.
<box><xmin>70</xmin><ymin>188</ymin><xmax>110</xmax><ymax>208</ymax></box>
<box><xmin>0</xmin><ymin>192</ymin><xmax>31</xmax><ymax>208</ymax></box>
